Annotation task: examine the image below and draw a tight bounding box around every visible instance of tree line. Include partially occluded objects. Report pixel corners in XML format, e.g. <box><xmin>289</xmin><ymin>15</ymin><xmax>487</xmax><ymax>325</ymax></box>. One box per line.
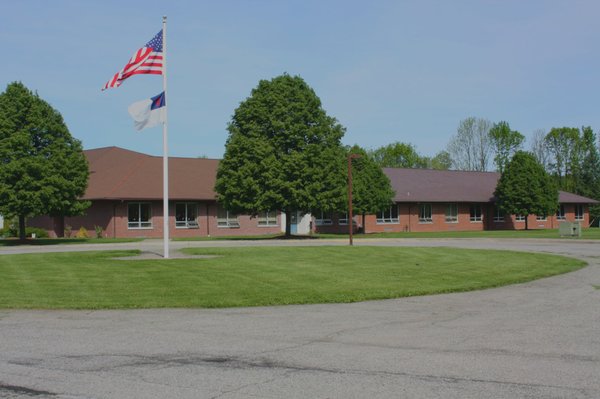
<box><xmin>444</xmin><ymin>117</ymin><xmax>600</xmax><ymax>224</ymax></box>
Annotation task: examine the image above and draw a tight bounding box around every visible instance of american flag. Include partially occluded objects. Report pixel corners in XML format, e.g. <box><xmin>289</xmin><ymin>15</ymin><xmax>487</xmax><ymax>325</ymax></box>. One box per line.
<box><xmin>102</xmin><ymin>30</ymin><xmax>164</xmax><ymax>90</ymax></box>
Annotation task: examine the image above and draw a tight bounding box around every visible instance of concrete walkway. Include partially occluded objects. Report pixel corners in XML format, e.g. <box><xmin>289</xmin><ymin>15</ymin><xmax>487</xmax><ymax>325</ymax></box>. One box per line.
<box><xmin>0</xmin><ymin>238</ymin><xmax>598</xmax><ymax>398</ymax></box>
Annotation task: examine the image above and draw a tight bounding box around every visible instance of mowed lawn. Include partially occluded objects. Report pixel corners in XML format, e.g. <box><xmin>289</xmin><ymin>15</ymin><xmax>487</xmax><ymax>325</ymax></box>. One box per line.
<box><xmin>316</xmin><ymin>228</ymin><xmax>600</xmax><ymax>240</ymax></box>
<box><xmin>0</xmin><ymin>246</ymin><xmax>586</xmax><ymax>309</ymax></box>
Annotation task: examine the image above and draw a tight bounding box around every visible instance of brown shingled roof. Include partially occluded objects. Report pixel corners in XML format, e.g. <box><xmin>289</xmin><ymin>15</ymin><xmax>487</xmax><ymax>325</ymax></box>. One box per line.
<box><xmin>83</xmin><ymin>146</ymin><xmax>219</xmax><ymax>200</ymax></box>
<box><xmin>383</xmin><ymin>167</ymin><xmax>598</xmax><ymax>204</ymax></box>
<box><xmin>83</xmin><ymin>147</ymin><xmax>598</xmax><ymax>205</ymax></box>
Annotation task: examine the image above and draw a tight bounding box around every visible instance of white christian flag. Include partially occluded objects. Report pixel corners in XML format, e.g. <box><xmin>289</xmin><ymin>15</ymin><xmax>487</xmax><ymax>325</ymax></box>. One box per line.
<box><xmin>128</xmin><ymin>91</ymin><xmax>166</xmax><ymax>131</ymax></box>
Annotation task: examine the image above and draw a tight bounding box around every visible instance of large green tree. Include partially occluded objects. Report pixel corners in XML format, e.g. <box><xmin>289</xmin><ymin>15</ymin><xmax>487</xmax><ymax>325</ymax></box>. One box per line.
<box><xmin>0</xmin><ymin>82</ymin><xmax>89</xmax><ymax>240</ymax></box>
<box><xmin>215</xmin><ymin>74</ymin><xmax>346</xmax><ymax>236</ymax></box>
<box><xmin>347</xmin><ymin>145</ymin><xmax>394</xmax><ymax>232</ymax></box>
<box><xmin>494</xmin><ymin>151</ymin><xmax>558</xmax><ymax>230</ymax></box>
<box><xmin>489</xmin><ymin>121</ymin><xmax>525</xmax><ymax>173</ymax></box>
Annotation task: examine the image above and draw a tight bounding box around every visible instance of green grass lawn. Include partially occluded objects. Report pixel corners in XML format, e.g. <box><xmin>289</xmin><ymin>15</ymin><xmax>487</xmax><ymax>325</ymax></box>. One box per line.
<box><xmin>172</xmin><ymin>228</ymin><xmax>600</xmax><ymax>241</ymax></box>
<box><xmin>0</xmin><ymin>237</ymin><xmax>144</xmax><ymax>247</ymax></box>
<box><xmin>0</xmin><ymin>246</ymin><xmax>585</xmax><ymax>309</ymax></box>
<box><xmin>316</xmin><ymin>228</ymin><xmax>600</xmax><ymax>240</ymax></box>
<box><xmin>173</xmin><ymin>233</ymin><xmax>283</xmax><ymax>241</ymax></box>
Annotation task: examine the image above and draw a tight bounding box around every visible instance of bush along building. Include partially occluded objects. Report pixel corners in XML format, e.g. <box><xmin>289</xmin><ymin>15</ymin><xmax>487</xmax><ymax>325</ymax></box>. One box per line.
<box><xmin>28</xmin><ymin>146</ymin><xmax>598</xmax><ymax>238</ymax></box>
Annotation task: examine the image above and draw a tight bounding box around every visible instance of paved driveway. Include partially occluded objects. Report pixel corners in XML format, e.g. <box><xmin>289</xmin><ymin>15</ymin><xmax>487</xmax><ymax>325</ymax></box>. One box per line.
<box><xmin>0</xmin><ymin>239</ymin><xmax>599</xmax><ymax>398</ymax></box>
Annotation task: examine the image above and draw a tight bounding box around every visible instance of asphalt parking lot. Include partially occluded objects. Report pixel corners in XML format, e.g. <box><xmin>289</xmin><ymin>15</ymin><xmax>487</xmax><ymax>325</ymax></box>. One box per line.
<box><xmin>0</xmin><ymin>238</ymin><xmax>599</xmax><ymax>398</ymax></box>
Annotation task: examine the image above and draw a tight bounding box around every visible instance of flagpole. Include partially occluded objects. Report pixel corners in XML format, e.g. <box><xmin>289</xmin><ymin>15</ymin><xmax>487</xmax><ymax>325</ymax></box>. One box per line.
<box><xmin>162</xmin><ymin>16</ymin><xmax>169</xmax><ymax>259</ymax></box>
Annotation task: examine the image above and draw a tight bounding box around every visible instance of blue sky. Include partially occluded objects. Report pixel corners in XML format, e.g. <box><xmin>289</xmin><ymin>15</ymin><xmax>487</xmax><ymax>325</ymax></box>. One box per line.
<box><xmin>2</xmin><ymin>0</ymin><xmax>600</xmax><ymax>159</ymax></box>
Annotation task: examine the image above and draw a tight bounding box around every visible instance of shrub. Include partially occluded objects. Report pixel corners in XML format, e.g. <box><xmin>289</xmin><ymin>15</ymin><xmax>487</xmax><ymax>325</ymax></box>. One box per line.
<box><xmin>27</xmin><ymin>227</ymin><xmax>49</xmax><ymax>239</ymax></box>
<box><xmin>0</xmin><ymin>226</ymin><xmax>48</xmax><ymax>238</ymax></box>
<box><xmin>64</xmin><ymin>225</ymin><xmax>72</xmax><ymax>238</ymax></box>
<box><xmin>75</xmin><ymin>227</ymin><xmax>88</xmax><ymax>238</ymax></box>
<box><xmin>94</xmin><ymin>225</ymin><xmax>103</xmax><ymax>238</ymax></box>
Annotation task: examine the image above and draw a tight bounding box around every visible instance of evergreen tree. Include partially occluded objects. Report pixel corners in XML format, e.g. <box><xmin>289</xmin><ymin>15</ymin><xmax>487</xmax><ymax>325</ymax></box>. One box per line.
<box><xmin>0</xmin><ymin>82</ymin><xmax>89</xmax><ymax>240</ymax></box>
<box><xmin>215</xmin><ymin>74</ymin><xmax>346</xmax><ymax>236</ymax></box>
<box><xmin>494</xmin><ymin>151</ymin><xmax>558</xmax><ymax>230</ymax></box>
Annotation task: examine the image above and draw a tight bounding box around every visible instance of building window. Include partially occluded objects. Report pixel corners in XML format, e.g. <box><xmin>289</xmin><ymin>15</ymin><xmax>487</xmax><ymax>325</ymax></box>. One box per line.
<box><xmin>536</xmin><ymin>213</ymin><xmax>547</xmax><ymax>221</ymax></box>
<box><xmin>556</xmin><ymin>205</ymin><xmax>566</xmax><ymax>221</ymax></box>
<box><xmin>445</xmin><ymin>203</ymin><xmax>458</xmax><ymax>223</ymax></box>
<box><xmin>258</xmin><ymin>211</ymin><xmax>278</xmax><ymax>226</ymax></box>
<box><xmin>469</xmin><ymin>205</ymin><xmax>482</xmax><ymax>222</ymax></box>
<box><xmin>575</xmin><ymin>204</ymin><xmax>584</xmax><ymax>221</ymax></box>
<box><xmin>128</xmin><ymin>203</ymin><xmax>152</xmax><ymax>229</ymax></box>
<box><xmin>377</xmin><ymin>205</ymin><xmax>399</xmax><ymax>224</ymax></box>
<box><xmin>315</xmin><ymin>211</ymin><xmax>333</xmax><ymax>226</ymax></box>
<box><xmin>175</xmin><ymin>203</ymin><xmax>199</xmax><ymax>228</ymax></box>
<box><xmin>493</xmin><ymin>207</ymin><xmax>505</xmax><ymax>223</ymax></box>
<box><xmin>217</xmin><ymin>205</ymin><xmax>239</xmax><ymax>228</ymax></box>
<box><xmin>515</xmin><ymin>214</ymin><xmax>525</xmax><ymax>222</ymax></box>
<box><xmin>338</xmin><ymin>212</ymin><xmax>349</xmax><ymax>225</ymax></box>
<box><xmin>419</xmin><ymin>203</ymin><xmax>432</xmax><ymax>223</ymax></box>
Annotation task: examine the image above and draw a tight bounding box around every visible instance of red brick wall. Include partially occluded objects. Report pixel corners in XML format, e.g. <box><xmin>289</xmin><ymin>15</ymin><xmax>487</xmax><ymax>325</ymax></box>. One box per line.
<box><xmin>28</xmin><ymin>201</ymin><xmax>116</xmax><ymax>238</ymax></box>
<box><xmin>27</xmin><ymin>201</ymin><xmax>592</xmax><ymax>237</ymax></box>
<box><xmin>28</xmin><ymin>200</ymin><xmax>282</xmax><ymax>238</ymax></box>
<box><xmin>362</xmin><ymin>203</ymin><xmax>488</xmax><ymax>233</ymax></box>
<box><xmin>489</xmin><ymin>204</ymin><xmax>590</xmax><ymax>230</ymax></box>
<box><xmin>312</xmin><ymin>213</ymin><xmax>361</xmax><ymax>234</ymax></box>
<box><xmin>358</xmin><ymin>202</ymin><xmax>591</xmax><ymax>233</ymax></box>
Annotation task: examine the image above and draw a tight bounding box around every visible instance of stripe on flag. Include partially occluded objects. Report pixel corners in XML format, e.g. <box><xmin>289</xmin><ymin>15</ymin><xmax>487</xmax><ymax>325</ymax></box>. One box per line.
<box><xmin>102</xmin><ymin>30</ymin><xmax>163</xmax><ymax>90</ymax></box>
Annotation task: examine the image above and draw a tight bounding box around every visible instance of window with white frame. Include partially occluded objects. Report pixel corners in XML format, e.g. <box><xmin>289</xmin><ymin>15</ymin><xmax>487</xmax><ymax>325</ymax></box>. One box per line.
<box><xmin>128</xmin><ymin>202</ymin><xmax>152</xmax><ymax>229</ymax></box>
<box><xmin>258</xmin><ymin>211</ymin><xmax>278</xmax><ymax>226</ymax></box>
<box><xmin>315</xmin><ymin>211</ymin><xmax>333</xmax><ymax>226</ymax></box>
<box><xmin>493</xmin><ymin>207</ymin><xmax>505</xmax><ymax>222</ymax></box>
<box><xmin>377</xmin><ymin>205</ymin><xmax>399</xmax><ymax>224</ymax></box>
<box><xmin>515</xmin><ymin>214</ymin><xmax>526</xmax><ymax>222</ymax></box>
<box><xmin>556</xmin><ymin>205</ymin><xmax>566</xmax><ymax>220</ymax></box>
<box><xmin>575</xmin><ymin>204</ymin><xmax>584</xmax><ymax>221</ymax></box>
<box><xmin>338</xmin><ymin>212</ymin><xmax>349</xmax><ymax>225</ymax></box>
<box><xmin>536</xmin><ymin>213</ymin><xmax>547</xmax><ymax>221</ymax></box>
<box><xmin>469</xmin><ymin>204</ymin><xmax>482</xmax><ymax>222</ymax></box>
<box><xmin>419</xmin><ymin>203</ymin><xmax>432</xmax><ymax>223</ymax></box>
<box><xmin>445</xmin><ymin>203</ymin><xmax>458</xmax><ymax>223</ymax></box>
<box><xmin>175</xmin><ymin>203</ymin><xmax>199</xmax><ymax>228</ymax></box>
<box><xmin>217</xmin><ymin>205</ymin><xmax>239</xmax><ymax>228</ymax></box>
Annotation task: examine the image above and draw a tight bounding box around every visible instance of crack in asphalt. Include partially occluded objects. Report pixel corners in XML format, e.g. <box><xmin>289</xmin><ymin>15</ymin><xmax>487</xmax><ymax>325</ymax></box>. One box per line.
<box><xmin>0</xmin><ymin>382</ymin><xmax>56</xmax><ymax>397</ymax></box>
<box><xmin>7</xmin><ymin>352</ymin><xmax>598</xmax><ymax>397</ymax></box>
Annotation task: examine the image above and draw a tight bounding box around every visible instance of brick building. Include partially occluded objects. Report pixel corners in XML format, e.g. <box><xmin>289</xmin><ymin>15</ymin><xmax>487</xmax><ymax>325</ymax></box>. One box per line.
<box><xmin>29</xmin><ymin>146</ymin><xmax>597</xmax><ymax>238</ymax></box>
<box><xmin>317</xmin><ymin>168</ymin><xmax>597</xmax><ymax>234</ymax></box>
<box><xmin>30</xmin><ymin>147</ymin><xmax>285</xmax><ymax>238</ymax></box>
